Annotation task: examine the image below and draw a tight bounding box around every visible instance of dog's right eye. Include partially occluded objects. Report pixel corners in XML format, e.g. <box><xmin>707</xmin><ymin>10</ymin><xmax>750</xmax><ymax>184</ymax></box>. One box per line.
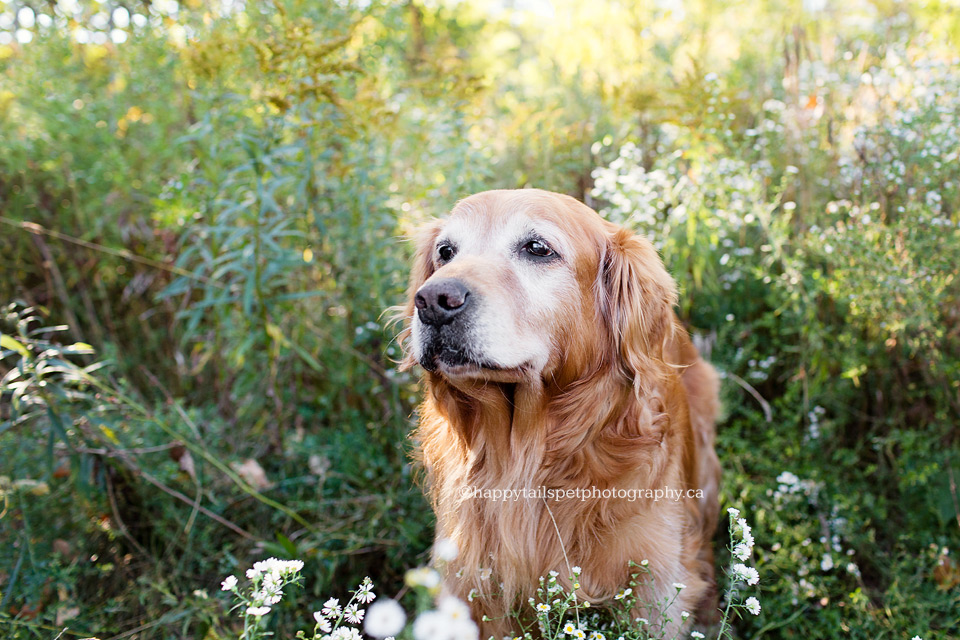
<box><xmin>437</xmin><ymin>244</ymin><xmax>456</xmax><ymax>262</ymax></box>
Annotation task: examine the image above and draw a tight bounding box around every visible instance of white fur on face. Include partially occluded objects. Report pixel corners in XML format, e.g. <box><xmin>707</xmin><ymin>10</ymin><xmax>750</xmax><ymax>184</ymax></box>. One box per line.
<box><xmin>412</xmin><ymin>206</ymin><xmax>580</xmax><ymax>376</ymax></box>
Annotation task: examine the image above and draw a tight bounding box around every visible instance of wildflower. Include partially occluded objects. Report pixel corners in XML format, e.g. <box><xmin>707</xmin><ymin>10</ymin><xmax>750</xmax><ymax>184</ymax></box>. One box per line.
<box><xmin>357</xmin><ymin>578</ymin><xmax>376</xmax><ymax>604</ymax></box>
<box><xmin>345</xmin><ymin>603</ymin><xmax>364</xmax><ymax>624</ymax></box>
<box><xmin>727</xmin><ymin>507</ymin><xmax>740</xmax><ymax>518</ymax></box>
<box><xmin>636</xmin><ymin>617</ymin><xmax>648</xmax><ymax>625</ymax></box>
<box><xmin>681</xmin><ymin>610</ymin><xmax>690</xmax><ymax>620</ymax></box>
<box><xmin>691</xmin><ymin>633</ymin><xmax>705</xmax><ymax>639</ymax></box>
<box><xmin>573</xmin><ymin>630</ymin><xmax>586</xmax><ymax>640</ymax></box>
<box><xmin>589</xmin><ymin>632</ymin><xmax>606</xmax><ymax>640</ymax></box>
<box><xmin>563</xmin><ymin>622</ymin><xmax>577</xmax><ymax>634</ymax></box>
<box><xmin>332</xmin><ymin>629</ymin><xmax>362</xmax><ymax>640</ymax></box>
<box><xmin>478</xmin><ymin>567</ymin><xmax>493</xmax><ymax>581</ymax></box>
<box><xmin>439</xmin><ymin>596</ymin><xmax>472</xmax><ymax>622</ymax></box>
<box><xmin>314</xmin><ymin>614</ymin><xmax>332</xmax><ymax>633</ymax></box>
<box><xmin>745</xmin><ymin>596</ymin><xmax>761</xmax><ymax>615</ymax></box>
<box><xmin>673</xmin><ymin>582</ymin><xmax>687</xmax><ymax>591</ymax></box>
<box><xmin>364</xmin><ymin>599</ymin><xmax>406</xmax><ymax>638</ymax></box>
<box><xmin>249</xmin><ymin>557</ymin><xmax>303</xmax><ymax>579</ymax></box>
<box><xmin>246</xmin><ymin>605</ymin><xmax>271</xmax><ymax>616</ymax></box>
<box><xmin>435</xmin><ymin>538</ymin><xmax>459</xmax><ymax>562</ymax></box>
<box><xmin>572</xmin><ymin>566</ymin><xmax>582</xmax><ymax>575</ymax></box>
<box><xmin>220</xmin><ymin>575</ymin><xmax>237</xmax><ymax>591</ymax></box>
<box><xmin>614</xmin><ymin>588</ymin><xmax>632</xmax><ymax>600</ymax></box>
<box><xmin>733</xmin><ymin>543</ymin><xmax>751</xmax><ymax>561</ymax></box>
<box><xmin>412</xmin><ymin>611</ymin><xmax>446</xmax><ymax>640</ymax></box>
<box><xmin>256</xmin><ymin>588</ymin><xmax>282</xmax><ymax>606</ymax></box>
<box><xmin>536</xmin><ymin>603</ymin><xmax>551</xmax><ymax>612</ymax></box>
<box><xmin>732</xmin><ymin>564</ymin><xmax>760</xmax><ymax>586</ymax></box>
<box><xmin>323</xmin><ymin>597</ymin><xmax>342</xmax><ymax>617</ymax></box>
<box><xmin>406</xmin><ymin>567</ymin><xmax>442</xmax><ymax>589</ymax></box>
<box><xmin>821</xmin><ymin>554</ymin><xmax>834</xmax><ymax>571</ymax></box>
<box><xmin>449</xmin><ymin>619</ymin><xmax>479</xmax><ymax>640</ymax></box>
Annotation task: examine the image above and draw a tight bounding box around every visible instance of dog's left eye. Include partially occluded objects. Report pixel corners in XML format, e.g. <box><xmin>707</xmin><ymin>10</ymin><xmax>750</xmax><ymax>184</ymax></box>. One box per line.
<box><xmin>522</xmin><ymin>240</ymin><xmax>555</xmax><ymax>258</ymax></box>
<box><xmin>437</xmin><ymin>244</ymin><xmax>456</xmax><ymax>262</ymax></box>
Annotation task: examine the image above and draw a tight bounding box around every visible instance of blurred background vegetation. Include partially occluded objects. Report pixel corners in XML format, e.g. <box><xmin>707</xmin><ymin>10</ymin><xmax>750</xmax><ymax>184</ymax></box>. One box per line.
<box><xmin>0</xmin><ymin>0</ymin><xmax>958</xmax><ymax>638</ymax></box>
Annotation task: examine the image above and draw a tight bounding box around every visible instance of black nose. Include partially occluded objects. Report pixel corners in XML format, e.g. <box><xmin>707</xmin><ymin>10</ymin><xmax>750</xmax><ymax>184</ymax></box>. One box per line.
<box><xmin>415</xmin><ymin>278</ymin><xmax>470</xmax><ymax>326</ymax></box>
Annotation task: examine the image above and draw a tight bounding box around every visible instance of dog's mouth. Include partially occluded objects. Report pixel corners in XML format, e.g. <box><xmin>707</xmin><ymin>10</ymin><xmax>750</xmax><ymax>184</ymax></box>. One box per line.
<box><xmin>421</xmin><ymin>344</ymin><xmax>503</xmax><ymax>374</ymax></box>
<box><xmin>419</xmin><ymin>331</ymin><xmax>528</xmax><ymax>379</ymax></box>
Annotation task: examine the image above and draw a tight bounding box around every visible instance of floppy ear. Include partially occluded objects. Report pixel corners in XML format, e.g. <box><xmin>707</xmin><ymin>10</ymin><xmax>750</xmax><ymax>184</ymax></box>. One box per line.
<box><xmin>392</xmin><ymin>220</ymin><xmax>443</xmax><ymax>371</ymax></box>
<box><xmin>601</xmin><ymin>226</ymin><xmax>678</xmax><ymax>386</ymax></box>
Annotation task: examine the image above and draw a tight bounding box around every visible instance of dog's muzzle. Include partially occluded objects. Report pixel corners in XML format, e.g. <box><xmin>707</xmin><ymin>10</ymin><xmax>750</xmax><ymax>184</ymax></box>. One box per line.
<box><xmin>415</xmin><ymin>278</ymin><xmax>474</xmax><ymax>370</ymax></box>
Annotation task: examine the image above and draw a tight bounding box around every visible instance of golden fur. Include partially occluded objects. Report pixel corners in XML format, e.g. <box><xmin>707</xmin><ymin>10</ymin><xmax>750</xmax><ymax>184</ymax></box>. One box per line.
<box><xmin>396</xmin><ymin>189</ymin><xmax>721</xmax><ymax>637</ymax></box>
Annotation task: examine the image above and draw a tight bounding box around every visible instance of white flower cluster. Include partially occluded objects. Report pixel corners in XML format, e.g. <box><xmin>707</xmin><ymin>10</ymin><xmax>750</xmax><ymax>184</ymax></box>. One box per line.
<box><xmin>311</xmin><ymin>577</ymin><xmax>377</xmax><ymax>640</ymax></box>
<box><xmin>726</xmin><ymin>508</ymin><xmax>762</xmax><ymax>617</ymax></box>
<box><xmin>412</xmin><ymin>595</ymin><xmax>478</xmax><ymax>640</ymax></box>
<box><xmin>220</xmin><ymin>557</ymin><xmax>305</xmax><ymax>618</ymax></box>
<box><xmin>591</xmin><ymin>142</ymin><xmax>769</xmax><ymax>256</ymax></box>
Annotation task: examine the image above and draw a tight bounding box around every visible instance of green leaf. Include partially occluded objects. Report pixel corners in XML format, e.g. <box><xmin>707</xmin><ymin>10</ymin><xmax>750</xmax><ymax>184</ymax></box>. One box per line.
<box><xmin>0</xmin><ymin>334</ymin><xmax>30</xmax><ymax>359</ymax></box>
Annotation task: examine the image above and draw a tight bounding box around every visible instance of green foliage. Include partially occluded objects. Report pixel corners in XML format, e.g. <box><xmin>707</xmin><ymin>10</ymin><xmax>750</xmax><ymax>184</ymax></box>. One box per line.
<box><xmin>1</xmin><ymin>0</ymin><xmax>958</xmax><ymax>638</ymax></box>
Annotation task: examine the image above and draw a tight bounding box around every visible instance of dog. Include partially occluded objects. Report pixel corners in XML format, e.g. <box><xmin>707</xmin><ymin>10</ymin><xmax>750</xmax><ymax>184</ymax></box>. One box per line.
<box><xmin>397</xmin><ymin>189</ymin><xmax>721</xmax><ymax>638</ymax></box>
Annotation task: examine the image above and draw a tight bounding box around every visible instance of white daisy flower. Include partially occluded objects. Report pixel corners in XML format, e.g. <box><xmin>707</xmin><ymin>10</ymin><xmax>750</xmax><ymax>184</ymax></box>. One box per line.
<box><xmin>322</xmin><ymin>597</ymin><xmax>342</xmax><ymax>616</ymax></box>
<box><xmin>412</xmin><ymin>611</ymin><xmax>446</xmax><ymax>640</ymax></box>
<box><xmin>246</xmin><ymin>605</ymin><xmax>271</xmax><ymax>616</ymax></box>
<box><xmin>345</xmin><ymin>603</ymin><xmax>364</xmax><ymax>624</ymax></box>
<box><xmin>435</xmin><ymin>538</ymin><xmax>459</xmax><ymax>562</ymax></box>
<box><xmin>313</xmin><ymin>612</ymin><xmax>333</xmax><ymax>633</ymax></box>
<box><xmin>673</xmin><ymin>582</ymin><xmax>687</xmax><ymax>590</ymax></box>
<box><xmin>357</xmin><ymin>578</ymin><xmax>376</xmax><ymax>603</ymax></box>
<box><xmin>732</xmin><ymin>564</ymin><xmax>760</xmax><ymax>586</ymax></box>
<box><xmin>572</xmin><ymin>566</ymin><xmax>582</xmax><ymax>575</ymax></box>
<box><xmin>438</xmin><ymin>596</ymin><xmax>471</xmax><ymax>621</ymax></box>
<box><xmin>220</xmin><ymin>575</ymin><xmax>237</xmax><ymax>591</ymax></box>
<box><xmin>614</xmin><ymin>588</ymin><xmax>632</xmax><ymax>600</ymax></box>
<box><xmin>745</xmin><ymin>596</ymin><xmax>761</xmax><ymax>615</ymax></box>
<box><xmin>691</xmin><ymin>632</ymin><xmax>706</xmax><ymax>639</ymax></box>
<box><xmin>364</xmin><ymin>599</ymin><xmax>406</xmax><ymax>638</ymax></box>
<box><xmin>536</xmin><ymin>603</ymin><xmax>551</xmax><ymax>612</ymax></box>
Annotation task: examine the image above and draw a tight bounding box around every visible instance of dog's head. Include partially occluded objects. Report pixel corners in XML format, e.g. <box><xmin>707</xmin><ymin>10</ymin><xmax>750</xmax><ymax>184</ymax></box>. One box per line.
<box><xmin>397</xmin><ymin>189</ymin><xmax>677</xmax><ymax>387</ymax></box>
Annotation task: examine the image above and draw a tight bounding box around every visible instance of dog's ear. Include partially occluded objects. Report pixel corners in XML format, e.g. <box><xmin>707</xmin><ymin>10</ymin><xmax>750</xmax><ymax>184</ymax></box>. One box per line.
<box><xmin>600</xmin><ymin>226</ymin><xmax>678</xmax><ymax>385</ymax></box>
<box><xmin>392</xmin><ymin>219</ymin><xmax>443</xmax><ymax>371</ymax></box>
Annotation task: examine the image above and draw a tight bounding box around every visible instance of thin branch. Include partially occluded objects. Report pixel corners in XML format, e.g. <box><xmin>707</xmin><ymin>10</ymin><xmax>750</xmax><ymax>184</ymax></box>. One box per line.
<box><xmin>724</xmin><ymin>371</ymin><xmax>773</xmax><ymax>423</ymax></box>
<box><xmin>1</xmin><ymin>216</ymin><xmax>223</xmax><ymax>287</ymax></box>
<box><xmin>121</xmin><ymin>459</ymin><xmax>256</xmax><ymax>541</ymax></box>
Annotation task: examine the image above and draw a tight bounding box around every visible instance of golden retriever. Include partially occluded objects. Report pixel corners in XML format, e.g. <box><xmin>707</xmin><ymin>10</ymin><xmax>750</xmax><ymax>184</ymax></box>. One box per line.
<box><xmin>397</xmin><ymin>189</ymin><xmax>721</xmax><ymax>638</ymax></box>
